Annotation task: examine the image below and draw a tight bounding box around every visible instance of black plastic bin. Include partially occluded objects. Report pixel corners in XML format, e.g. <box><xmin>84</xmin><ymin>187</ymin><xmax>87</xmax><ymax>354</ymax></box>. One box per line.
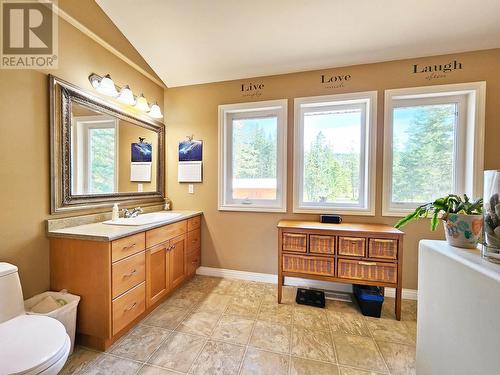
<box><xmin>353</xmin><ymin>285</ymin><xmax>384</xmax><ymax>318</ymax></box>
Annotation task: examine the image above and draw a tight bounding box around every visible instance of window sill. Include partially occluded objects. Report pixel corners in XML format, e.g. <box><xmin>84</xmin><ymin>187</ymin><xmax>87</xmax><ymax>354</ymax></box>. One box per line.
<box><xmin>219</xmin><ymin>205</ymin><xmax>286</xmax><ymax>213</ymax></box>
<box><xmin>293</xmin><ymin>207</ymin><xmax>375</xmax><ymax>216</ymax></box>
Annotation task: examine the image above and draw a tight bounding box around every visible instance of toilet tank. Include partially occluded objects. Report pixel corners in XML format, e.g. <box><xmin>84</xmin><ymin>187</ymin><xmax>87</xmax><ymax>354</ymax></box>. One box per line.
<box><xmin>0</xmin><ymin>263</ymin><xmax>25</xmax><ymax>323</ymax></box>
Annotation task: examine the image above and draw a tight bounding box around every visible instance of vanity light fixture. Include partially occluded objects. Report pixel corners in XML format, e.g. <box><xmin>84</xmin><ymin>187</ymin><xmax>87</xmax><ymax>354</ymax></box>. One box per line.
<box><xmin>149</xmin><ymin>102</ymin><xmax>163</xmax><ymax>119</ymax></box>
<box><xmin>88</xmin><ymin>73</ymin><xmax>162</xmax><ymax>119</ymax></box>
<box><xmin>134</xmin><ymin>93</ymin><xmax>150</xmax><ymax>112</ymax></box>
<box><xmin>95</xmin><ymin>74</ymin><xmax>118</xmax><ymax>97</ymax></box>
<box><xmin>117</xmin><ymin>85</ymin><xmax>136</xmax><ymax>105</ymax></box>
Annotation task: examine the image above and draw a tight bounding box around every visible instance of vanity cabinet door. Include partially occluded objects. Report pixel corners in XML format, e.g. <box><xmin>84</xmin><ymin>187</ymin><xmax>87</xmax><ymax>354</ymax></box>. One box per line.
<box><xmin>169</xmin><ymin>234</ymin><xmax>187</xmax><ymax>289</ymax></box>
<box><xmin>146</xmin><ymin>243</ymin><xmax>171</xmax><ymax>308</ymax></box>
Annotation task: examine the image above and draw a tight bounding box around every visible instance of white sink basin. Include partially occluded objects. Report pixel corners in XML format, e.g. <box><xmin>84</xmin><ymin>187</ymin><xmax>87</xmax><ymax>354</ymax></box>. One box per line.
<box><xmin>103</xmin><ymin>212</ymin><xmax>183</xmax><ymax>226</ymax></box>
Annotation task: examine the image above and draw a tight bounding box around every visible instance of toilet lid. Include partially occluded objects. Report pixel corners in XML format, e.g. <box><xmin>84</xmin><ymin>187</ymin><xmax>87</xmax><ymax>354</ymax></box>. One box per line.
<box><xmin>0</xmin><ymin>315</ymin><xmax>69</xmax><ymax>375</ymax></box>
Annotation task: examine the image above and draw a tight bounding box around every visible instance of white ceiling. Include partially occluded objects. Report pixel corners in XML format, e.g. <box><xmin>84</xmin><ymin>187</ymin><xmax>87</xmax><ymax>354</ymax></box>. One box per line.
<box><xmin>96</xmin><ymin>0</ymin><xmax>500</xmax><ymax>87</ymax></box>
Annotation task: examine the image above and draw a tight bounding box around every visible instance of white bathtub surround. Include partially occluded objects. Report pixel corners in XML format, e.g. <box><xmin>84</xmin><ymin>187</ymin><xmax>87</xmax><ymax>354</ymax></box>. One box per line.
<box><xmin>417</xmin><ymin>240</ymin><xmax>500</xmax><ymax>375</ymax></box>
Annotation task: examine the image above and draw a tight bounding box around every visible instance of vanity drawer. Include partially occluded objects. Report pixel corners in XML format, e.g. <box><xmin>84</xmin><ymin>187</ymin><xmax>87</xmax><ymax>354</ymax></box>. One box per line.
<box><xmin>187</xmin><ymin>216</ymin><xmax>201</xmax><ymax>231</ymax></box>
<box><xmin>368</xmin><ymin>239</ymin><xmax>398</xmax><ymax>260</ymax></box>
<box><xmin>338</xmin><ymin>237</ymin><xmax>366</xmax><ymax>257</ymax></box>
<box><xmin>146</xmin><ymin>220</ymin><xmax>187</xmax><ymax>248</ymax></box>
<box><xmin>112</xmin><ymin>252</ymin><xmax>145</xmax><ymax>299</ymax></box>
<box><xmin>112</xmin><ymin>282</ymin><xmax>145</xmax><ymax>335</ymax></box>
<box><xmin>111</xmin><ymin>233</ymin><xmax>145</xmax><ymax>262</ymax></box>
<box><xmin>282</xmin><ymin>233</ymin><xmax>307</xmax><ymax>253</ymax></box>
<box><xmin>337</xmin><ymin>259</ymin><xmax>397</xmax><ymax>284</ymax></box>
<box><xmin>282</xmin><ymin>254</ymin><xmax>334</xmax><ymax>277</ymax></box>
<box><xmin>310</xmin><ymin>235</ymin><xmax>335</xmax><ymax>255</ymax></box>
<box><xmin>187</xmin><ymin>229</ymin><xmax>201</xmax><ymax>251</ymax></box>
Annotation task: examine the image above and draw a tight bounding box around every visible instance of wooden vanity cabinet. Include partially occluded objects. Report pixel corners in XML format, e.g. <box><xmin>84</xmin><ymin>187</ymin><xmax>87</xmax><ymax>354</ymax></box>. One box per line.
<box><xmin>49</xmin><ymin>215</ymin><xmax>201</xmax><ymax>350</ymax></box>
<box><xmin>169</xmin><ymin>234</ymin><xmax>187</xmax><ymax>289</ymax></box>
<box><xmin>145</xmin><ymin>242</ymin><xmax>170</xmax><ymax>307</ymax></box>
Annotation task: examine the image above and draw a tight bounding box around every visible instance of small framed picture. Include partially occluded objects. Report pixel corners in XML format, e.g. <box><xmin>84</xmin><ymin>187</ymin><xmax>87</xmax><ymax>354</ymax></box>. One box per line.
<box><xmin>131</xmin><ymin>142</ymin><xmax>152</xmax><ymax>162</ymax></box>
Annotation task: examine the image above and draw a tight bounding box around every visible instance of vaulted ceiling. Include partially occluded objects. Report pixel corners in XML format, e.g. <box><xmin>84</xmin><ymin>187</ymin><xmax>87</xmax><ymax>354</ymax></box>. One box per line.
<box><xmin>96</xmin><ymin>0</ymin><xmax>500</xmax><ymax>87</ymax></box>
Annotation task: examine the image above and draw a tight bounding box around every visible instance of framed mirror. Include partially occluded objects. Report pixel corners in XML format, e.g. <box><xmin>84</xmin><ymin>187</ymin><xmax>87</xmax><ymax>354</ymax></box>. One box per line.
<box><xmin>50</xmin><ymin>75</ymin><xmax>165</xmax><ymax>214</ymax></box>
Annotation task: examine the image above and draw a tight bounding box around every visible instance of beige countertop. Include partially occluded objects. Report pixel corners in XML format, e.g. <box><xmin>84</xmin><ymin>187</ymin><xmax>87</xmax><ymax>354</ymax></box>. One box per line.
<box><xmin>47</xmin><ymin>210</ymin><xmax>202</xmax><ymax>241</ymax></box>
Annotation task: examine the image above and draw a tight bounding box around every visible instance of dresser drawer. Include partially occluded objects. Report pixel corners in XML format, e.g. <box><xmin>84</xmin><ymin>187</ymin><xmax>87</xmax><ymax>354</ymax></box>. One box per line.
<box><xmin>282</xmin><ymin>254</ymin><xmax>334</xmax><ymax>277</ymax></box>
<box><xmin>337</xmin><ymin>259</ymin><xmax>397</xmax><ymax>284</ymax></box>
<box><xmin>282</xmin><ymin>233</ymin><xmax>307</xmax><ymax>253</ymax></box>
<box><xmin>111</xmin><ymin>233</ymin><xmax>145</xmax><ymax>262</ymax></box>
<box><xmin>368</xmin><ymin>239</ymin><xmax>398</xmax><ymax>260</ymax></box>
<box><xmin>338</xmin><ymin>237</ymin><xmax>366</xmax><ymax>257</ymax></box>
<box><xmin>187</xmin><ymin>216</ymin><xmax>201</xmax><ymax>231</ymax></box>
<box><xmin>310</xmin><ymin>235</ymin><xmax>335</xmax><ymax>255</ymax></box>
<box><xmin>187</xmin><ymin>229</ymin><xmax>201</xmax><ymax>251</ymax></box>
<box><xmin>112</xmin><ymin>252</ymin><xmax>145</xmax><ymax>299</ymax></box>
<box><xmin>146</xmin><ymin>220</ymin><xmax>187</xmax><ymax>248</ymax></box>
<box><xmin>112</xmin><ymin>282</ymin><xmax>145</xmax><ymax>335</ymax></box>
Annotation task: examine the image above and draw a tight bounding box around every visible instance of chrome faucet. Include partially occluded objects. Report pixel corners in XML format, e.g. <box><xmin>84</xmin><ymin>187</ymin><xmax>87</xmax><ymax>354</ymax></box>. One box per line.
<box><xmin>122</xmin><ymin>207</ymin><xmax>143</xmax><ymax>218</ymax></box>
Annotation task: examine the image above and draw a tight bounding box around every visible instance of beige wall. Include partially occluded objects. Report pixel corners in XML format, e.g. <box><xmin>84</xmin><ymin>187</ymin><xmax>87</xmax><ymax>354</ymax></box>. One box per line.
<box><xmin>0</xmin><ymin>17</ymin><xmax>164</xmax><ymax>298</ymax></box>
<box><xmin>165</xmin><ymin>48</ymin><xmax>500</xmax><ymax>290</ymax></box>
<box><xmin>118</xmin><ymin>122</ymin><xmax>158</xmax><ymax>193</ymax></box>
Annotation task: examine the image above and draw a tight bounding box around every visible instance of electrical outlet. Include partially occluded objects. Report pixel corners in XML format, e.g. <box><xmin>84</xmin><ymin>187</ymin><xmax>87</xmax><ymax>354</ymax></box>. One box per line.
<box><xmin>137</xmin><ymin>183</ymin><xmax>143</xmax><ymax>192</ymax></box>
<box><xmin>188</xmin><ymin>184</ymin><xmax>194</xmax><ymax>194</ymax></box>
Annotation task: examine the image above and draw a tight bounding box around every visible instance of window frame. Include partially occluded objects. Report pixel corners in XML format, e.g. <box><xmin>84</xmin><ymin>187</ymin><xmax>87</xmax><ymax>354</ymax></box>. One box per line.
<box><xmin>293</xmin><ymin>91</ymin><xmax>377</xmax><ymax>215</ymax></box>
<box><xmin>383</xmin><ymin>82</ymin><xmax>486</xmax><ymax>217</ymax></box>
<box><xmin>218</xmin><ymin>99</ymin><xmax>288</xmax><ymax>212</ymax></box>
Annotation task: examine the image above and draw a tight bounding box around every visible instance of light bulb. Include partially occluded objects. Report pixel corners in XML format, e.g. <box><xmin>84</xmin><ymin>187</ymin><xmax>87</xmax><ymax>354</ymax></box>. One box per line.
<box><xmin>96</xmin><ymin>74</ymin><xmax>118</xmax><ymax>97</ymax></box>
<box><xmin>149</xmin><ymin>102</ymin><xmax>163</xmax><ymax>119</ymax></box>
<box><xmin>134</xmin><ymin>94</ymin><xmax>150</xmax><ymax>112</ymax></box>
<box><xmin>117</xmin><ymin>85</ymin><xmax>135</xmax><ymax>105</ymax></box>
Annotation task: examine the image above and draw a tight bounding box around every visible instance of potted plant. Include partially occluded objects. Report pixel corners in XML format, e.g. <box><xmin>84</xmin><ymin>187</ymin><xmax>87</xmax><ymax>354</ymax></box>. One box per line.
<box><xmin>395</xmin><ymin>194</ymin><xmax>483</xmax><ymax>249</ymax></box>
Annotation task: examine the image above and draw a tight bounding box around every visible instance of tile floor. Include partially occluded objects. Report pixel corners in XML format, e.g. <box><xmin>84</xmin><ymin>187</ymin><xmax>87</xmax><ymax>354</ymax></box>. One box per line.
<box><xmin>61</xmin><ymin>276</ymin><xmax>417</xmax><ymax>375</ymax></box>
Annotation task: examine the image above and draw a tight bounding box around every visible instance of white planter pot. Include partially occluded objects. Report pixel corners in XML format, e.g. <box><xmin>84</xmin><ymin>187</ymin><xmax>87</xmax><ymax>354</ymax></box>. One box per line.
<box><xmin>443</xmin><ymin>214</ymin><xmax>483</xmax><ymax>249</ymax></box>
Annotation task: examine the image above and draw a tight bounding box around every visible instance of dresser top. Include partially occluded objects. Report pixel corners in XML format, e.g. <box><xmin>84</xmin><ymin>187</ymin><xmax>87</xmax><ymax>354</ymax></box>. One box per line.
<box><xmin>277</xmin><ymin>220</ymin><xmax>404</xmax><ymax>235</ymax></box>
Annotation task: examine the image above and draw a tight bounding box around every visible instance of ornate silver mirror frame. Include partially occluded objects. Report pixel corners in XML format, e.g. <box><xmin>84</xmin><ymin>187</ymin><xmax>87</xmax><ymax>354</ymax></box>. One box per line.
<box><xmin>49</xmin><ymin>75</ymin><xmax>165</xmax><ymax>214</ymax></box>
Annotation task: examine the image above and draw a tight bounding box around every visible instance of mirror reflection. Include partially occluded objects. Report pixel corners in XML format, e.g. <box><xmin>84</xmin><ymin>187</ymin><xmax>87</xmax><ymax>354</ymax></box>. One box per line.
<box><xmin>70</xmin><ymin>102</ymin><xmax>158</xmax><ymax>195</ymax></box>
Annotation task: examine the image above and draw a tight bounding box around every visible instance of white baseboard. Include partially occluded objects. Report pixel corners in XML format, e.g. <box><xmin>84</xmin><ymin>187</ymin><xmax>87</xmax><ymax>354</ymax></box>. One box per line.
<box><xmin>196</xmin><ymin>266</ymin><xmax>417</xmax><ymax>300</ymax></box>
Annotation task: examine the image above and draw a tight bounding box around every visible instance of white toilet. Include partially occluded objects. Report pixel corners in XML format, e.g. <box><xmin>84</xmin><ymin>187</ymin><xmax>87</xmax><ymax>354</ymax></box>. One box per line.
<box><xmin>0</xmin><ymin>263</ymin><xmax>71</xmax><ymax>375</ymax></box>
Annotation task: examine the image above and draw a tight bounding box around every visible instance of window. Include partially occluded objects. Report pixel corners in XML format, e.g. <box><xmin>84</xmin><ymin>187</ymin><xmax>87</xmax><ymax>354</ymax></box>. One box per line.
<box><xmin>383</xmin><ymin>82</ymin><xmax>486</xmax><ymax>216</ymax></box>
<box><xmin>294</xmin><ymin>92</ymin><xmax>377</xmax><ymax>214</ymax></box>
<box><xmin>218</xmin><ymin>100</ymin><xmax>287</xmax><ymax>212</ymax></box>
<box><xmin>72</xmin><ymin>116</ymin><xmax>118</xmax><ymax>195</ymax></box>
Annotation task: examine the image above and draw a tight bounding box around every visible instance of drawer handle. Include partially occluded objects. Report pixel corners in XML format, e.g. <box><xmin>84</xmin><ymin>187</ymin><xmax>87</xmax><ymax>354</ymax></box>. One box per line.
<box><xmin>124</xmin><ymin>302</ymin><xmax>137</xmax><ymax>312</ymax></box>
<box><xmin>171</xmin><ymin>244</ymin><xmax>176</xmax><ymax>250</ymax></box>
<box><xmin>123</xmin><ymin>269</ymin><xmax>137</xmax><ymax>277</ymax></box>
<box><xmin>122</xmin><ymin>243</ymin><xmax>136</xmax><ymax>251</ymax></box>
<box><xmin>359</xmin><ymin>261</ymin><xmax>377</xmax><ymax>266</ymax></box>
<box><xmin>372</xmin><ymin>239</ymin><xmax>394</xmax><ymax>243</ymax></box>
<box><xmin>285</xmin><ymin>233</ymin><xmax>305</xmax><ymax>238</ymax></box>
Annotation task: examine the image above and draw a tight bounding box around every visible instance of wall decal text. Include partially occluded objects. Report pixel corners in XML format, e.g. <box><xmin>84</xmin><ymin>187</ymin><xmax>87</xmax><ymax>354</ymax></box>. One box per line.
<box><xmin>412</xmin><ymin>60</ymin><xmax>463</xmax><ymax>81</ymax></box>
<box><xmin>241</xmin><ymin>82</ymin><xmax>264</xmax><ymax>98</ymax></box>
<box><xmin>321</xmin><ymin>74</ymin><xmax>351</xmax><ymax>89</ymax></box>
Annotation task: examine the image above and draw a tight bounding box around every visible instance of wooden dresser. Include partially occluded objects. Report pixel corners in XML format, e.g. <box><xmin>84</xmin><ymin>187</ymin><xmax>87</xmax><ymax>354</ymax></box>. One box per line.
<box><xmin>278</xmin><ymin>220</ymin><xmax>404</xmax><ymax>320</ymax></box>
<box><xmin>50</xmin><ymin>214</ymin><xmax>201</xmax><ymax>350</ymax></box>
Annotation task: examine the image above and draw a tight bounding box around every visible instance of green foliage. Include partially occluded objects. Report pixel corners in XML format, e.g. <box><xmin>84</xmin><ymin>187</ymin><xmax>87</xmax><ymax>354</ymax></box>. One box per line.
<box><xmin>233</xmin><ymin>121</ymin><xmax>276</xmax><ymax>179</ymax></box>
<box><xmin>395</xmin><ymin>194</ymin><xmax>483</xmax><ymax>231</ymax></box>
<box><xmin>392</xmin><ymin>105</ymin><xmax>455</xmax><ymax>202</ymax></box>
<box><xmin>89</xmin><ymin>128</ymin><xmax>115</xmax><ymax>193</ymax></box>
<box><xmin>303</xmin><ymin>131</ymin><xmax>359</xmax><ymax>202</ymax></box>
